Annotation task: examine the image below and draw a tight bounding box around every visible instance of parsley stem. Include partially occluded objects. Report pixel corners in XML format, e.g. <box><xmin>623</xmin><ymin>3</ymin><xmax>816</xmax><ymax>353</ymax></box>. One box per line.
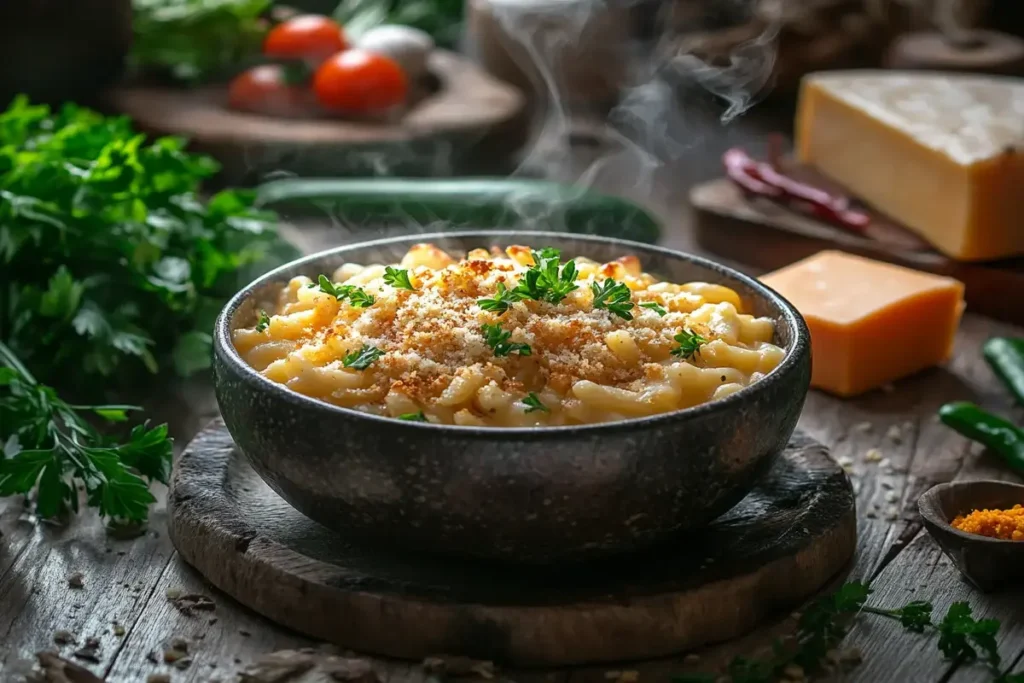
<box><xmin>0</xmin><ymin>341</ymin><xmax>35</xmax><ymax>383</ymax></box>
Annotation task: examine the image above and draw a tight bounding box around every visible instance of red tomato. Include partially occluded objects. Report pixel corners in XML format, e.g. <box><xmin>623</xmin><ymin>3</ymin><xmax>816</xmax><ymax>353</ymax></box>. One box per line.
<box><xmin>227</xmin><ymin>65</ymin><xmax>315</xmax><ymax>117</ymax></box>
<box><xmin>313</xmin><ymin>49</ymin><xmax>409</xmax><ymax>114</ymax></box>
<box><xmin>264</xmin><ymin>15</ymin><xmax>348</xmax><ymax>62</ymax></box>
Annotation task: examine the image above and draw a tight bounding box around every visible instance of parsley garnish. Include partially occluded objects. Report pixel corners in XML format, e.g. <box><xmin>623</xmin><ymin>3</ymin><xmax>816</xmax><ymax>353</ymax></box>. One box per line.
<box><xmin>314</xmin><ymin>275</ymin><xmax>375</xmax><ymax>308</ymax></box>
<box><xmin>512</xmin><ymin>248</ymin><xmax>579</xmax><ymax>304</ymax></box>
<box><xmin>481</xmin><ymin>323</ymin><xmax>531</xmax><ymax>357</ymax></box>
<box><xmin>522</xmin><ymin>392</ymin><xmax>549</xmax><ymax>413</ymax></box>
<box><xmin>342</xmin><ymin>345</ymin><xmax>384</xmax><ymax>370</ymax></box>
<box><xmin>255</xmin><ymin>310</ymin><xmax>271</xmax><ymax>333</ymax></box>
<box><xmin>640</xmin><ymin>302</ymin><xmax>667</xmax><ymax>316</ymax></box>
<box><xmin>398</xmin><ymin>411</ymin><xmax>428</xmax><ymax>422</ymax></box>
<box><xmin>0</xmin><ymin>342</ymin><xmax>172</xmax><ymax>523</ymax></box>
<box><xmin>478</xmin><ymin>283</ymin><xmax>520</xmax><ymax>314</ymax></box>
<box><xmin>383</xmin><ymin>266</ymin><xmax>415</xmax><ymax>291</ymax></box>
<box><xmin>676</xmin><ymin>582</ymin><xmax>1024</xmax><ymax>683</ymax></box>
<box><xmin>346</xmin><ymin>288</ymin><xmax>376</xmax><ymax>308</ymax></box>
<box><xmin>671</xmin><ymin>329</ymin><xmax>708</xmax><ymax>360</ymax></box>
<box><xmin>591</xmin><ymin>279</ymin><xmax>635</xmax><ymax>320</ymax></box>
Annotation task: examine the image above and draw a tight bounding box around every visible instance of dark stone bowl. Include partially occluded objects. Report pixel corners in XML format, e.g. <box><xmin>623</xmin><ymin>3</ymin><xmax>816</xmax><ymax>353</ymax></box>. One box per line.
<box><xmin>213</xmin><ymin>231</ymin><xmax>811</xmax><ymax>564</ymax></box>
<box><xmin>919</xmin><ymin>480</ymin><xmax>1024</xmax><ymax>592</ymax></box>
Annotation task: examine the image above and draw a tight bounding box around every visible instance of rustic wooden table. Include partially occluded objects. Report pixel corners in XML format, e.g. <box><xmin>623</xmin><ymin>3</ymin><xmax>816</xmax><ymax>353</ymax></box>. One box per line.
<box><xmin>1</xmin><ymin>105</ymin><xmax>1022</xmax><ymax>683</ymax></box>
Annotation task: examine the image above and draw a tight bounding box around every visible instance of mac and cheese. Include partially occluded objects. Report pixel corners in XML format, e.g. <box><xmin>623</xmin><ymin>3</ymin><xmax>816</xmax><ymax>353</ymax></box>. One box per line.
<box><xmin>232</xmin><ymin>244</ymin><xmax>785</xmax><ymax>426</ymax></box>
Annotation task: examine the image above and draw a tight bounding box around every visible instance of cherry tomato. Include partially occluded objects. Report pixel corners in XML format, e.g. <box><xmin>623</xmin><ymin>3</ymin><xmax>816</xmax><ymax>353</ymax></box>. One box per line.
<box><xmin>313</xmin><ymin>49</ymin><xmax>409</xmax><ymax>113</ymax></box>
<box><xmin>227</xmin><ymin>65</ymin><xmax>315</xmax><ymax>117</ymax></box>
<box><xmin>264</xmin><ymin>15</ymin><xmax>348</xmax><ymax>62</ymax></box>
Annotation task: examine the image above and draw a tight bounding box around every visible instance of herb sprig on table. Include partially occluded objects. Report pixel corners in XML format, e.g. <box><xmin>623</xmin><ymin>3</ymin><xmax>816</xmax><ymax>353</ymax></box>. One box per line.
<box><xmin>0</xmin><ymin>96</ymin><xmax>298</xmax><ymax>391</ymax></box>
<box><xmin>0</xmin><ymin>342</ymin><xmax>172</xmax><ymax>524</ymax></box>
<box><xmin>675</xmin><ymin>583</ymin><xmax>1024</xmax><ymax>683</ymax></box>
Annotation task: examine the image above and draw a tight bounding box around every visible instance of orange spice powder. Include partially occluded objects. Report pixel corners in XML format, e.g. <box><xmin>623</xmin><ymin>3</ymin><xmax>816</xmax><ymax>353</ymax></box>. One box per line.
<box><xmin>951</xmin><ymin>504</ymin><xmax>1024</xmax><ymax>541</ymax></box>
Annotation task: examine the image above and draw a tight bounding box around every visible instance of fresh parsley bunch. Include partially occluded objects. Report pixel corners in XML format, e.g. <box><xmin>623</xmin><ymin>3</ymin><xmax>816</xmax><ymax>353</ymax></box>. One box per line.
<box><xmin>0</xmin><ymin>342</ymin><xmax>172</xmax><ymax>523</ymax></box>
<box><xmin>0</xmin><ymin>96</ymin><xmax>299</xmax><ymax>391</ymax></box>
<box><xmin>131</xmin><ymin>0</ymin><xmax>272</xmax><ymax>83</ymax></box>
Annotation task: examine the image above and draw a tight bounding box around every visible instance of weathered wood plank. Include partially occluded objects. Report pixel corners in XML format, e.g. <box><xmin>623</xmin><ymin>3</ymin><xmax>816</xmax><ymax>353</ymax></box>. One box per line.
<box><xmin>104</xmin><ymin>554</ymin><xmax>316</xmax><ymax>682</ymax></box>
<box><xmin>0</xmin><ymin>496</ymin><xmax>175</xmax><ymax>679</ymax></box>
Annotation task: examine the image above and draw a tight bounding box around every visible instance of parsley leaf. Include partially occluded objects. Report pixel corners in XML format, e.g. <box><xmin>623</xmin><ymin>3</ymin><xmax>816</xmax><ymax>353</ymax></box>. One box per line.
<box><xmin>315</xmin><ymin>275</ymin><xmax>346</xmax><ymax>298</ymax></box>
<box><xmin>522</xmin><ymin>392</ymin><xmax>549</xmax><ymax>413</ymax></box>
<box><xmin>938</xmin><ymin>602</ymin><xmax>1001</xmax><ymax>667</ymax></box>
<box><xmin>346</xmin><ymin>288</ymin><xmax>376</xmax><ymax>308</ymax></box>
<box><xmin>342</xmin><ymin>345</ymin><xmax>384</xmax><ymax>370</ymax></box>
<box><xmin>640</xmin><ymin>302</ymin><xmax>668</xmax><ymax>316</ymax></box>
<box><xmin>892</xmin><ymin>600</ymin><xmax>934</xmax><ymax>632</ymax></box>
<box><xmin>478</xmin><ymin>282</ymin><xmax>520</xmax><ymax>314</ymax></box>
<box><xmin>0</xmin><ymin>342</ymin><xmax>171</xmax><ymax>523</ymax></box>
<box><xmin>383</xmin><ymin>266</ymin><xmax>415</xmax><ymax>291</ymax></box>
<box><xmin>671</xmin><ymin>329</ymin><xmax>708</xmax><ymax>360</ymax></box>
<box><xmin>255</xmin><ymin>310</ymin><xmax>271</xmax><ymax>333</ymax></box>
<box><xmin>314</xmin><ymin>275</ymin><xmax>375</xmax><ymax>308</ymax></box>
<box><xmin>591</xmin><ymin>279</ymin><xmax>635</xmax><ymax>320</ymax></box>
<box><xmin>481</xmin><ymin>323</ymin><xmax>531</xmax><ymax>357</ymax></box>
<box><xmin>512</xmin><ymin>248</ymin><xmax>579</xmax><ymax>304</ymax></box>
<box><xmin>399</xmin><ymin>412</ymin><xmax>428</xmax><ymax>422</ymax></box>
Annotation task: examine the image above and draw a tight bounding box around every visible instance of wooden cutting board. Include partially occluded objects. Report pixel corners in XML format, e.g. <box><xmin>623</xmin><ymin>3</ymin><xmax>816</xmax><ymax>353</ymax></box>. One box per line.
<box><xmin>691</xmin><ymin>173</ymin><xmax>1024</xmax><ymax>326</ymax></box>
<box><xmin>168</xmin><ymin>419</ymin><xmax>855</xmax><ymax>667</ymax></box>
<box><xmin>106</xmin><ymin>50</ymin><xmax>527</xmax><ymax>184</ymax></box>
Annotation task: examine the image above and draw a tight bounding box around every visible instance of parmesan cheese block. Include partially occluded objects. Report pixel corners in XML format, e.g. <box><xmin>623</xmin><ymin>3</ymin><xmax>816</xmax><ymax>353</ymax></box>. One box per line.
<box><xmin>760</xmin><ymin>250</ymin><xmax>965</xmax><ymax>397</ymax></box>
<box><xmin>796</xmin><ymin>70</ymin><xmax>1024</xmax><ymax>262</ymax></box>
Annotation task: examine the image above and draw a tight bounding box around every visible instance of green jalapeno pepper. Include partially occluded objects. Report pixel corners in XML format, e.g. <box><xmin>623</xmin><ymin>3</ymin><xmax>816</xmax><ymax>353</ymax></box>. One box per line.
<box><xmin>254</xmin><ymin>178</ymin><xmax>663</xmax><ymax>244</ymax></box>
<box><xmin>983</xmin><ymin>337</ymin><xmax>1024</xmax><ymax>407</ymax></box>
<box><xmin>938</xmin><ymin>401</ymin><xmax>1024</xmax><ymax>475</ymax></box>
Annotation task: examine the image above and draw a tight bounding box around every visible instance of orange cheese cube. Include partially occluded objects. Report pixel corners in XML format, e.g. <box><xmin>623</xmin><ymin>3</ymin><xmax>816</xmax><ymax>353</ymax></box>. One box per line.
<box><xmin>760</xmin><ymin>251</ymin><xmax>965</xmax><ymax>397</ymax></box>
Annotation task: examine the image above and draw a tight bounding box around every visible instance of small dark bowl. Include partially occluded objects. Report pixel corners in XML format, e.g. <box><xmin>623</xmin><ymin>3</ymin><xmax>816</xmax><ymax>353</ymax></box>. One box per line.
<box><xmin>919</xmin><ymin>480</ymin><xmax>1024</xmax><ymax>592</ymax></box>
<box><xmin>213</xmin><ymin>231</ymin><xmax>811</xmax><ymax>564</ymax></box>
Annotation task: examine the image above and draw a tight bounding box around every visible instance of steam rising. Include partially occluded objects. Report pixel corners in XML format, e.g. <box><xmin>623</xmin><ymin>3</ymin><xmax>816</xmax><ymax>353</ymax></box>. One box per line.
<box><xmin>262</xmin><ymin>0</ymin><xmax>781</xmax><ymax>238</ymax></box>
<box><xmin>494</xmin><ymin>0</ymin><xmax>779</xmax><ymax>206</ymax></box>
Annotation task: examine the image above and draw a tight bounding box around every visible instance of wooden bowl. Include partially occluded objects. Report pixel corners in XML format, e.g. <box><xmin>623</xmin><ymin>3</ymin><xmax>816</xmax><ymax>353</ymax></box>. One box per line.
<box><xmin>918</xmin><ymin>480</ymin><xmax>1024</xmax><ymax>593</ymax></box>
<box><xmin>212</xmin><ymin>231</ymin><xmax>812</xmax><ymax>564</ymax></box>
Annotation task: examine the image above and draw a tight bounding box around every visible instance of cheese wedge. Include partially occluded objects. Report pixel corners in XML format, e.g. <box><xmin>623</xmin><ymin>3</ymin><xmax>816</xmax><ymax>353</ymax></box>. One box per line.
<box><xmin>796</xmin><ymin>70</ymin><xmax>1024</xmax><ymax>262</ymax></box>
<box><xmin>760</xmin><ymin>251</ymin><xmax>965</xmax><ymax>397</ymax></box>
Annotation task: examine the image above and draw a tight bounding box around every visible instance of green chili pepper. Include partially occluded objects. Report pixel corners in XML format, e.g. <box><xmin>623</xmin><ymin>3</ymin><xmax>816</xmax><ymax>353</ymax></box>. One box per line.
<box><xmin>983</xmin><ymin>337</ymin><xmax>1024</xmax><ymax>407</ymax></box>
<box><xmin>254</xmin><ymin>178</ymin><xmax>662</xmax><ymax>244</ymax></box>
<box><xmin>938</xmin><ymin>401</ymin><xmax>1024</xmax><ymax>475</ymax></box>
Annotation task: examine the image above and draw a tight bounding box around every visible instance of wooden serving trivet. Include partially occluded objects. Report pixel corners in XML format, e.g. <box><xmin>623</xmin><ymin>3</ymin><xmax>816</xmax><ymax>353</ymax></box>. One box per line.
<box><xmin>106</xmin><ymin>51</ymin><xmax>527</xmax><ymax>183</ymax></box>
<box><xmin>691</xmin><ymin>176</ymin><xmax>1024</xmax><ymax>326</ymax></box>
<box><xmin>168</xmin><ymin>419</ymin><xmax>855</xmax><ymax>666</ymax></box>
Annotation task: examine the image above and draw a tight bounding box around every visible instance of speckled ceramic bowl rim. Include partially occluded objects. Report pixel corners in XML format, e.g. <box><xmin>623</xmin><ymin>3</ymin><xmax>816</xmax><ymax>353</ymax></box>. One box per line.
<box><xmin>214</xmin><ymin>230</ymin><xmax>811</xmax><ymax>438</ymax></box>
<box><xmin>919</xmin><ymin>480</ymin><xmax>1024</xmax><ymax>546</ymax></box>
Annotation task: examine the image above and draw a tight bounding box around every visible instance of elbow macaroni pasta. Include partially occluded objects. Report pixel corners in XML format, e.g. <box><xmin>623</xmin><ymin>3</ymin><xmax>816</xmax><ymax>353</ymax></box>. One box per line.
<box><xmin>232</xmin><ymin>244</ymin><xmax>786</xmax><ymax>426</ymax></box>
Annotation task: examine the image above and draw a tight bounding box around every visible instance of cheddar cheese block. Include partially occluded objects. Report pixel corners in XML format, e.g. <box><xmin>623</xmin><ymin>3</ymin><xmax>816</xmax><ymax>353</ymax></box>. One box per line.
<box><xmin>761</xmin><ymin>250</ymin><xmax>965</xmax><ymax>397</ymax></box>
<box><xmin>796</xmin><ymin>70</ymin><xmax>1024</xmax><ymax>262</ymax></box>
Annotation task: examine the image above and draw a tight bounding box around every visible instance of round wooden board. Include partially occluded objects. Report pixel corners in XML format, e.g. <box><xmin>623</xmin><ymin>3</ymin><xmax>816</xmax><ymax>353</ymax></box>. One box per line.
<box><xmin>106</xmin><ymin>50</ymin><xmax>527</xmax><ymax>181</ymax></box>
<box><xmin>168</xmin><ymin>420</ymin><xmax>855</xmax><ymax>667</ymax></box>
